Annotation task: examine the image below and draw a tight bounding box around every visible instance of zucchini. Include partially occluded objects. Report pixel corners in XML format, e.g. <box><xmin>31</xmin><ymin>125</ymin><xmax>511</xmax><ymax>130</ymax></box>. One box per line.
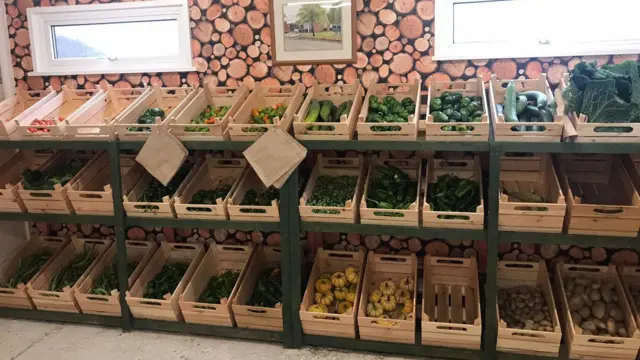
<box><xmin>519</xmin><ymin>91</ymin><xmax>547</xmax><ymax>108</ymax></box>
<box><xmin>539</xmin><ymin>108</ymin><xmax>553</xmax><ymax>122</ymax></box>
<box><xmin>516</xmin><ymin>95</ymin><xmax>528</xmax><ymax>115</ymax></box>
<box><xmin>504</xmin><ymin>81</ymin><xmax>519</xmax><ymax>123</ymax></box>
<box><xmin>304</xmin><ymin>100</ymin><xmax>321</xmax><ymax>123</ymax></box>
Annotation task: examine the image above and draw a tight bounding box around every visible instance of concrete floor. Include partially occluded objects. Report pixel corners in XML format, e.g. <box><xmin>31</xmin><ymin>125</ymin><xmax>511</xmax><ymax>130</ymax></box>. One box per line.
<box><xmin>0</xmin><ymin>319</ymin><xmax>415</xmax><ymax>360</ymax></box>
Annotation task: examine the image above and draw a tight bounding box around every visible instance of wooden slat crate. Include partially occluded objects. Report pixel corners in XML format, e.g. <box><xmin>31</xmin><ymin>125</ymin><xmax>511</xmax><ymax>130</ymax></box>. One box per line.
<box><xmin>180</xmin><ymin>244</ymin><xmax>254</xmax><ymax>327</ymax></box>
<box><xmin>65</xmin><ymin>86</ymin><xmax>150</xmax><ymax>140</ymax></box>
<box><xmin>619</xmin><ymin>266</ymin><xmax>640</xmax><ymax>360</ymax></box>
<box><xmin>496</xmin><ymin>261</ymin><xmax>562</xmax><ymax>357</ymax></box>
<box><xmin>300</xmin><ymin>249</ymin><xmax>365</xmax><ymax>338</ymax></box>
<box><xmin>557</xmin><ymin>154</ymin><xmax>640</xmax><ymax>237</ymax></box>
<box><xmin>0</xmin><ymin>151</ymin><xmax>38</xmax><ymax>213</ymax></box>
<box><xmin>488</xmin><ymin>74</ymin><xmax>566</xmax><ymax>142</ymax></box>
<box><xmin>299</xmin><ymin>154</ymin><xmax>365</xmax><ymax>224</ymax></box>
<box><xmin>0</xmin><ymin>236</ymin><xmax>69</xmax><ymax>309</ymax></box>
<box><xmin>17</xmin><ymin>150</ymin><xmax>97</xmax><ymax>214</ymax></box>
<box><xmin>0</xmin><ymin>88</ymin><xmax>57</xmax><ymax>138</ymax></box>
<box><xmin>357</xmin><ymin>79</ymin><xmax>421</xmax><ymax>141</ymax></box>
<box><xmin>23</xmin><ymin>149</ymin><xmax>55</xmax><ymax>167</ymax></box>
<box><xmin>75</xmin><ymin>240</ymin><xmax>157</xmax><ymax>317</ymax></box>
<box><xmin>293</xmin><ymin>83</ymin><xmax>365</xmax><ymax>140</ymax></box>
<box><xmin>126</xmin><ymin>242</ymin><xmax>204</xmax><ymax>322</ymax></box>
<box><xmin>227</xmin><ymin>167</ymin><xmax>280</xmax><ymax>222</ymax></box>
<box><xmin>423</xmin><ymin>157</ymin><xmax>484</xmax><ymax>229</ymax></box>
<box><xmin>425</xmin><ymin>77</ymin><xmax>489</xmax><ymax>141</ymax></box>
<box><xmin>422</xmin><ymin>255</ymin><xmax>482</xmax><ymax>349</ymax></box>
<box><xmin>232</xmin><ymin>246</ymin><xmax>283</xmax><ymax>331</ymax></box>
<box><xmin>360</xmin><ymin>156</ymin><xmax>421</xmax><ymax>226</ymax></box>
<box><xmin>115</xmin><ymin>86</ymin><xmax>197</xmax><ymax>140</ymax></box>
<box><xmin>14</xmin><ymin>87</ymin><xmax>103</xmax><ymax>140</ymax></box>
<box><xmin>169</xmin><ymin>83</ymin><xmax>249</xmax><ymax>141</ymax></box>
<box><xmin>559</xmin><ymin>73</ymin><xmax>640</xmax><ymax>142</ymax></box>
<box><xmin>27</xmin><ymin>237</ymin><xmax>113</xmax><ymax>313</ymax></box>
<box><xmin>357</xmin><ymin>253</ymin><xmax>417</xmax><ymax>344</ymax></box>
<box><xmin>555</xmin><ymin>263</ymin><xmax>640</xmax><ymax>360</ymax></box>
<box><xmin>174</xmin><ymin>155</ymin><xmax>247</xmax><ymax>220</ymax></box>
<box><xmin>499</xmin><ymin>153</ymin><xmax>566</xmax><ymax>233</ymax></box>
<box><xmin>227</xmin><ymin>83</ymin><xmax>304</xmax><ymax>140</ymax></box>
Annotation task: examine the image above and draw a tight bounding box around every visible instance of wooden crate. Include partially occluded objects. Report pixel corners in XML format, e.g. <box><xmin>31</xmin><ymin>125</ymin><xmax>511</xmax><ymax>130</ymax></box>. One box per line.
<box><xmin>0</xmin><ymin>151</ymin><xmax>39</xmax><ymax>213</ymax></box>
<box><xmin>422</xmin><ymin>255</ymin><xmax>482</xmax><ymax>349</ymax></box>
<box><xmin>357</xmin><ymin>79</ymin><xmax>421</xmax><ymax>141</ymax></box>
<box><xmin>557</xmin><ymin>154</ymin><xmax>640</xmax><ymax>237</ymax></box>
<box><xmin>174</xmin><ymin>156</ymin><xmax>247</xmax><ymax>220</ymax></box>
<box><xmin>14</xmin><ymin>87</ymin><xmax>103</xmax><ymax>140</ymax></box>
<box><xmin>488</xmin><ymin>74</ymin><xmax>566</xmax><ymax>142</ymax></box>
<box><xmin>556</xmin><ymin>263</ymin><xmax>640</xmax><ymax>360</ymax></box>
<box><xmin>75</xmin><ymin>240</ymin><xmax>157</xmax><ymax>317</ymax></box>
<box><xmin>360</xmin><ymin>156</ymin><xmax>421</xmax><ymax>226</ymax></box>
<box><xmin>299</xmin><ymin>154</ymin><xmax>365</xmax><ymax>224</ymax></box>
<box><xmin>65</xmin><ymin>86</ymin><xmax>150</xmax><ymax>140</ymax></box>
<box><xmin>115</xmin><ymin>86</ymin><xmax>197</xmax><ymax>140</ymax></box>
<box><xmin>619</xmin><ymin>266</ymin><xmax>640</xmax><ymax>360</ymax></box>
<box><xmin>293</xmin><ymin>83</ymin><xmax>365</xmax><ymax>140</ymax></box>
<box><xmin>0</xmin><ymin>236</ymin><xmax>69</xmax><ymax>309</ymax></box>
<box><xmin>425</xmin><ymin>77</ymin><xmax>489</xmax><ymax>141</ymax></box>
<box><xmin>23</xmin><ymin>149</ymin><xmax>55</xmax><ymax>167</ymax></box>
<box><xmin>300</xmin><ymin>249</ymin><xmax>365</xmax><ymax>338</ymax></box>
<box><xmin>499</xmin><ymin>153</ymin><xmax>566</xmax><ymax>233</ymax></box>
<box><xmin>227</xmin><ymin>83</ymin><xmax>304</xmax><ymax>140</ymax></box>
<box><xmin>496</xmin><ymin>261</ymin><xmax>562</xmax><ymax>356</ymax></box>
<box><xmin>357</xmin><ymin>253</ymin><xmax>418</xmax><ymax>344</ymax></box>
<box><xmin>233</xmin><ymin>246</ymin><xmax>283</xmax><ymax>331</ymax></box>
<box><xmin>0</xmin><ymin>88</ymin><xmax>57</xmax><ymax>138</ymax></box>
<box><xmin>423</xmin><ymin>157</ymin><xmax>484</xmax><ymax>229</ymax></box>
<box><xmin>126</xmin><ymin>242</ymin><xmax>204</xmax><ymax>322</ymax></box>
<box><xmin>179</xmin><ymin>244</ymin><xmax>254</xmax><ymax>326</ymax></box>
<box><xmin>17</xmin><ymin>151</ymin><xmax>97</xmax><ymax>214</ymax></box>
<box><xmin>169</xmin><ymin>83</ymin><xmax>249</xmax><ymax>141</ymax></box>
<box><xmin>27</xmin><ymin>237</ymin><xmax>113</xmax><ymax>313</ymax></box>
<box><xmin>227</xmin><ymin>168</ymin><xmax>280</xmax><ymax>222</ymax></box>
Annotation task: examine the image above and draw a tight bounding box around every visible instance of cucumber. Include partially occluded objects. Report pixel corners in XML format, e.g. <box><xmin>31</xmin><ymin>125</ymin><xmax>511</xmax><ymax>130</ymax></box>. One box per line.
<box><xmin>539</xmin><ymin>108</ymin><xmax>553</xmax><ymax>122</ymax></box>
<box><xmin>341</xmin><ymin>100</ymin><xmax>353</xmax><ymax>117</ymax></box>
<box><xmin>504</xmin><ymin>81</ymin><xmax>519</xmax><ymax>123</ymax></box>
<box><xmin>519</xmin><ymin>91</ymin><xmax>547</xmax><ymax>108</ymax></box>
<box><xmin>336</xmin><ymin>101</ymin><xmax>349</xmax><ymax>120</ymax></box>
<box><xmin>304</xmin><ymin>100</ymin><xmax>321</xmax><ymax>123</ymax></box>
<box><xmin>516</xmin><ymin>95</ymin><xmax>528</xmax><ymax>115</ymax></box>
<box><xmin>320</xmin><ymin>100</ymin><xmax>333</xmax><ymax>122</ymax></box>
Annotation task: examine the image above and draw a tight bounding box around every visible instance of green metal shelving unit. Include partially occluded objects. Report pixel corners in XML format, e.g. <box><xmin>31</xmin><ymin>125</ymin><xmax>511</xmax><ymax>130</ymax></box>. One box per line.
<box><xmin>0</xmin><ymin>136</ymin><xmax>639</xmax><ymax>360</ymax></box>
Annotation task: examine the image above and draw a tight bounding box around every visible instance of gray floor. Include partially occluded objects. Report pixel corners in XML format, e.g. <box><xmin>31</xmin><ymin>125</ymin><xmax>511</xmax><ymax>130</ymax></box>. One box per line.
<box><xmin>0</xmin><ymin>319</ymin><xmax>413</xmax><ymax>360</ymax></box>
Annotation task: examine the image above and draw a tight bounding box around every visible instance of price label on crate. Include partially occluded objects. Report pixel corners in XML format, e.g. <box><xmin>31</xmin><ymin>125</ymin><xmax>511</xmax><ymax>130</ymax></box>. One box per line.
<box><xmin>136</xmin><ymin>126</ymin><xmax>188</xmax><ymax>186</ymax></box>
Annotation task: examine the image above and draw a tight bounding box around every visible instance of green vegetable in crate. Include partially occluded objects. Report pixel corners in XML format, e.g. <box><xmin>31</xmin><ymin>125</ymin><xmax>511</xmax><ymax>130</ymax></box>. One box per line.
<box><xmin>304</xmin><ymin>100</ymin><xmax>321</xmax><ymax>123</ymax></box>
<box><xmin>500</xmin><ymin>80</ymin><xmax>556</xmax><ymax>132</ymax></box>
<box><xmin>189</xmin><ymin>184</ymin><xmax>233</xmax><ymax>209</ymax></box>
<box><xmin>429</xmin><ymin>91</ymin><xmax>483</xmax><ymax>132</ymax></box>
<box><xmin>366</xmin><ymin>96</ymin><xmax>415</xmax><ymax>132</ymax></box>
<box><xmin>143</xmin><ymin>263</ymin><xmax>189</xmax><ymax>299</ymax></box>
<box><xmin>90</xmin><ymin>261</ymin><xmax>139</xmax><ymax>295</ymax></box>
<box><xmin>128</xmin><ymin>108</ymin><xmax>165</xmax><ymax>132</ymax></box>
<box><xmin>185</xmin><ymin>105</ymin><xmax>231</xmax><ymax>133</ymax></box>
<box><xmin>243</xmin><ymin>104</ymin><xmax>288</xmax><ymax>133</ymax></box>
<box><xmin>366</xmin><ymin>164</ymin><xmax>417</xmax><ymax>215</ymax></box>
<box><xmin>307</xmin><ymin>175</ymin><xmax>358</xmax><ymax>214</ymax></box>
<box><xmin>22</xmin><ymin>158</ymin><xmax>87</xmax><ymax>190</ymax></box>
<box><xmin>49</xmin><ymin>245</ymin><xmax>97</xmax><ymax>292</ymax></box>
<box><xmin>197</xmin><ymin>270</ymin><xmax>240</xmax><ymax>304</ymax></box>
<box><xmin>0</xmin><ymin>252</ymin><xmax>52</xmax><ymax>288</ymax></box>
<box><xmin>240</xmin><ymin>187</ymin><xmax>279</xmax><ymax>213</ymax></box>
<box><xmin>305</xmin><ymin>99</ymin><xmax>353</xmax><ymax>131</ymax></box>
<box><xmin>248</xmin><ymin>266</ymin><xmax>282</xmax><ymax>308</ymax></box>
<box><xmin>505</xmin><ymin>190</ymin><xmax>545</xmax><ymax>203</ymax></box>
<box><xmin>137</xmin><ymin>164</ymin><xmax>191</xmax><ymax>210</ymax></box>
<box><xmin>427</xmin><ymin>174</ymin><xmax>480</xmax><ymax>218</ymax></box>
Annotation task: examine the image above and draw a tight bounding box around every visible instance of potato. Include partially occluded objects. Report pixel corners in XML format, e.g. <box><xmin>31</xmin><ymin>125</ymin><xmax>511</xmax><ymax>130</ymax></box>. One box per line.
<box><xmin>593</xmin><ymin>319</ymin><xmax>607</xmax><ymax>330</ymax></box>
<box><xmin>589</xmin><ymin>289</ymin><xmax>601</xmax><ymax>302</ymax></box>
<box><xmin>618</xmin><ymin>327</ymin><xmax>628</xmax><ymax>337</ymax></box>
<box><xmin>578</xmin><ymin>306</ymin><xmax>591</xmax><ymax>319</ymax></box>
<box><xmin>581</xmin><ymin>320</ymin><xmax>597</xmax><ymax>333</ymax></box>
<box><xmin>609</xmin><ymin>307</ymin><xmax>624</xmax><ymax>322</ymax></box>
<box><xmin>601</xmin><ymin>286</ymin><xmax>613</xmax><ymax>304</ymax></box>
<box><xmin>575</xmin><ymin>277</ymin><xmax>591</xmax><ymax>286</ymax></box>
<box><xmin>592</xmin><ymin>301</ymin><xmax>606</xmax><ymax>320</ymax></box>
<box><xmin>569</xmin><ymin>294</ymin><xmax>585</xmax><ymax>311</ymax></box>
<box><xmin>565</xmin><ymin>279</ymin><xmax>575</xmax><ymax>294</ymax></box>
<box><xmin>499</xmin><ymin>285</ymin><xmax>553</xmax><ymax>332</ymax></box>
<box><xmin>573</xmin><ymin>284</ymin><xmax>586</xmax><ymax>296</ymax></box>
<box><xmin>606</xmin><ymin>318</ymin><xmax>617</xmax><ymax>336</ymax></box>
<box><xmin>571</xmin><ymin>311</ymin><xmax>582</xmax><ymax>326</ymax></box>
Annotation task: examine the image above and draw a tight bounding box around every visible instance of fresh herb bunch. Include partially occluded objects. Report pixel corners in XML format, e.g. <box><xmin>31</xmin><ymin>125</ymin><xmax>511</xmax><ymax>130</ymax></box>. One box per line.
<box><xmin>49</xmin><ymin>245</ymin><xmax>97</xmax><ymax>292</ymax></box>
<box><xmin>89</xmin><ymin>261</ymin><xmax>139</xmax><ymax>295</ymax></box>
<box><xmin>128</xmin><ymin>108</ymin><xmax>165</xmax><ymax>132</ymax></box>
<box><xmin>0</xmin><ymin>252</ymin><xmax>52</xmax><ymax>288</ymax></box>
<box><xmin>240</xmin><ymin>187</ymin><xmax>279</xmax><ymax>213</ymax></box>
<box><xmin>189</xmin><ymin>184</ymin><xmax>233</xmax><ymax>208</ymax></box>
<box><xmin>366</xmin><ymin>164</ymin><xmax>417</xmax><ymax>214</ymax></box>
<box><xmin>186</xmin><ymin>105</ymin><xmax>231</xmax><ymax>133</ymax></box>
<box><xmin>248</xmin><ymin>266</ymin><xmax>282</xmax><ymax>308</ymax></box>
<box><xmin>197</xmin><ymin>270</ymin><xmax>240</xmax><ymax>304</ymax></box>
<box><xmin>143</xmin><ymin>263</ymin><xmax>189</xmax><ymax>299</ymax></box>
<box><xmin>427</xmin><ymin>174</ymin><xmax>480</xmax><ymax>216</ymax></box>
<box><xmin>138</xmin><ymin>165</ymin><xmax>191</xmax><ymax>207</ymax></box>
<box><xmin>22</xmin><ymin>158</ymin><xmax>87</xmax><ymax>190</ymax></box>
<box><xmin>307</xmin><ymin>176</ymin><xmax>358</xmax><ymax>214</ymax></box>
<box><xmin>365</xmin><ymin>96</ymin><xmax>415</xmax><ymax>132</ymax></box>
<box><xmin>430</xmin><ymin>92</ymin><xmax>484</xmax><ymax>131</ymax></box>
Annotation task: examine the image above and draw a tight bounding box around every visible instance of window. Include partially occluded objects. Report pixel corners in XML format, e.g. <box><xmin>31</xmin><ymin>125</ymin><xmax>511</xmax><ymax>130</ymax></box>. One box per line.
<box><xmin>28</xmin><ymin>0</ymin><xmax>194</xmax><ymax>76</ymax></box>
<box><xmin>434</xmin><ymin>0</ymin><xmax>640</xmax><ymax>61</ymax></box>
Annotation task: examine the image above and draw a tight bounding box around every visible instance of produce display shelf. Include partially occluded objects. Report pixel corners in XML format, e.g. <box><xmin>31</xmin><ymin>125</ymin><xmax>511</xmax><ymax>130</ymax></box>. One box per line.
<box><xmin>0</xmin><ymin>307</ymin><xmax>123</xmax><ymax>327</ymax></box>
<box><xmin>132</xmin><ymin>319</ymin><xmax>283</xmax><ymax>343</ymax></box>
<box><xmin>0</xmin><ymin>212</ymin><xmax>115</xmax><ymax>224</ymax></box>
<box><xmin>118</xmin><ymin>140</ymin><xmax>253</xmax><ymax>151</ymax></box>
<box><xmin>498</xmin><ymin>141</ymin><xmax>640</xmax><ymax>154</ymax></box>
<box><xmin>499</xmin><ymin>231</ymin><xmax>640</xmax><ymax>248</ymax></box>
<box><xmin>300</xmin><ymin>221</ymin><xmax>485</xmax><ymax>239</ymax></box>
<box><xmin>301</xmin><ymin>140</ymin><xmax>490</xmax><ymax>152</ymax></box>
<box><xmin>124</xmin><ymin>217</ymin><xmax>281</xmax><ymax>231</ymax></box>
<box><xmin>0</xmin><ymin>140</ymin><xmax>111</xmax><ymax>150</ymax></box>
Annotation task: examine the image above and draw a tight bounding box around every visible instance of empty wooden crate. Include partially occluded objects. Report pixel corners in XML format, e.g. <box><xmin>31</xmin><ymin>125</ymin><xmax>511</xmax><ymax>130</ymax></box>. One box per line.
<box><xmin>357</xmin><ymin>253</ymin><xmax>418</xmax><ymax>344</ymax></box>
<box><xmin>0</xmin><ymin>236</ymin><xmax>69</xmax><ymax>309</ymax></box>
<box><xmin>227</xmin><ymin>167</ymin><xmax>280</xmax><ymax>222</ymax></box>
<box><xmin>126</xmin><ymin>242</ymin><xmax>204</xmax><ymax>322</ymax></box>
<box><xmin>422</xmin><ymin>255</ymin><xmax>482</xmax><ymax>349</ymax></box>
<box><xmin>496</xmin><ymin>261</ymin><xmax>562</xmax><ymax>356</ymax></box>
<box><xmin>180</xmin><ymin>244</ymin><xmax>254</xmax><ymax>326</ymax></box>
<box><xmin>0</xmin><ymin>88</ymin><xmax>57</xmax><ymax>138</ymax></box>
<box><xmin>75</xmin><ymin>240</ymin><xmax>157</xmax><ymax>316</ymax></box>
<box><xmin>232</xmin><ymin>246</ymin><xmax>283</xmax><ymax>331</ymax></box>
<box><xmin>499</xmin><ymin>153</ymin><xmax>566</xmax><ymax>233</ymax></box>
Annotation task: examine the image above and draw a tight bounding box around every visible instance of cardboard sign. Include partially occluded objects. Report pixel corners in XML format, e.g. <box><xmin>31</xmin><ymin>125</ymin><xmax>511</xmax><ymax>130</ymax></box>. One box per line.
<box><xmin>135</xmin><ymin>126</ymin><xmax>188</xmax><ymax>186</ymax></box>
<box><xmin>243</xmin><ymin>127</ymin><xmax>306</xmax><ymax>188</ymax></box>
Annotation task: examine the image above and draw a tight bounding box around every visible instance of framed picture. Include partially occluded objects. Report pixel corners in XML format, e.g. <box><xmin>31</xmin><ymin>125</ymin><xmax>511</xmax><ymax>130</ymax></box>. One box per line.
<box><xmin>269</xmin><ymin>0</ymin><xmax>356</xmax><ymax>65</ymax></box>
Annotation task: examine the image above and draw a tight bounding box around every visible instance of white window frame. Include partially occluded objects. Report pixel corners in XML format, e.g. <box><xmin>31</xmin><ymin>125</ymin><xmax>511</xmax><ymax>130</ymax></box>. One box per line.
<box><xmin>434</xmin><ymin>0</ymin><xmax>640</xmax><ymax>61</ymax></box>
<box><xmin>27</xmin><ymin>0</ymin><xmax>194</xmax><ymax>76</ymax></box>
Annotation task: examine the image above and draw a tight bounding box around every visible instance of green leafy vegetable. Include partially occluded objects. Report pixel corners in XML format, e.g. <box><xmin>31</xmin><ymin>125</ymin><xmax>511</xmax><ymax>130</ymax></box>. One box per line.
<box><xmin>128</xmin><ymin>108</ymin><xmax>165</xmax><ymax>132</ymax></box>
<box><xmin>307</xmin><ymin>175</ymin><xmax>358</xmax><ymax>214</ymax></box>
<box><xmin>143</xmin><ymin>263</ymin><xmax>189</xmax><ymax>299</ymax></box>
<box><xmin>366</xmin><ymin>164</ymin><xmax>417</xmax><ymax>215</ymax></box>
<box><xmin>22</xmin><ymin>158</ymin><xmax>87</xmax><ymax>190</ymax></box>
<box><xmin>189</xmin><ymin>184</ymin><xmax>233</xmax><ymax>208</ymax></box>
<box><xmin>248</xmin><ymin>266</ymin><xmax>282</xmax><ymax>308</ymax></box>
<box><xmin>240</xmin><ymin>187</ymin><xmax>279</xmax><ymax>212</ymax></box>
<box><xmin>89</xmin><ymin>261</ymin><xmax>139</xmax><ymax>295</ymax></box>
<box><xmin>427</xmin><ymin>174</ymin><xmax>480</xmax><ymax>217</ymax></box>
<box><xmin>197</xmin><ymin>270</ymin><xmax>240</xmax><ymax>304</ymax></box>
<box><xmin>137</xmin><ymin>164</ymin><xmax>191</xmax><ymax>210</ymax></box>
<box><xmin>0</xmin><ymin>252</ymin><xmax>52</xmax><ymax>288</ymax></box>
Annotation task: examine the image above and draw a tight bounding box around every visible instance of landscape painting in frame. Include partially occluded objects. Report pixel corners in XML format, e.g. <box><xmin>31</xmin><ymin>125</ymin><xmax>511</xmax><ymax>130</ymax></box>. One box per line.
<box><xmin>270</xmin><ymin>0</ymin><xmax>356</xmax><ymax>65</ymax></box>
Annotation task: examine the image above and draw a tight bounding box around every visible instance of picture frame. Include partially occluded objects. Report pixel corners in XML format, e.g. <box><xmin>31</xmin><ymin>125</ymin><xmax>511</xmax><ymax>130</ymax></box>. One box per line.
<box><xmin>269</xmin><ymin>0</ymin><xmax>356</xmax><ymax>65</ymax></box>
